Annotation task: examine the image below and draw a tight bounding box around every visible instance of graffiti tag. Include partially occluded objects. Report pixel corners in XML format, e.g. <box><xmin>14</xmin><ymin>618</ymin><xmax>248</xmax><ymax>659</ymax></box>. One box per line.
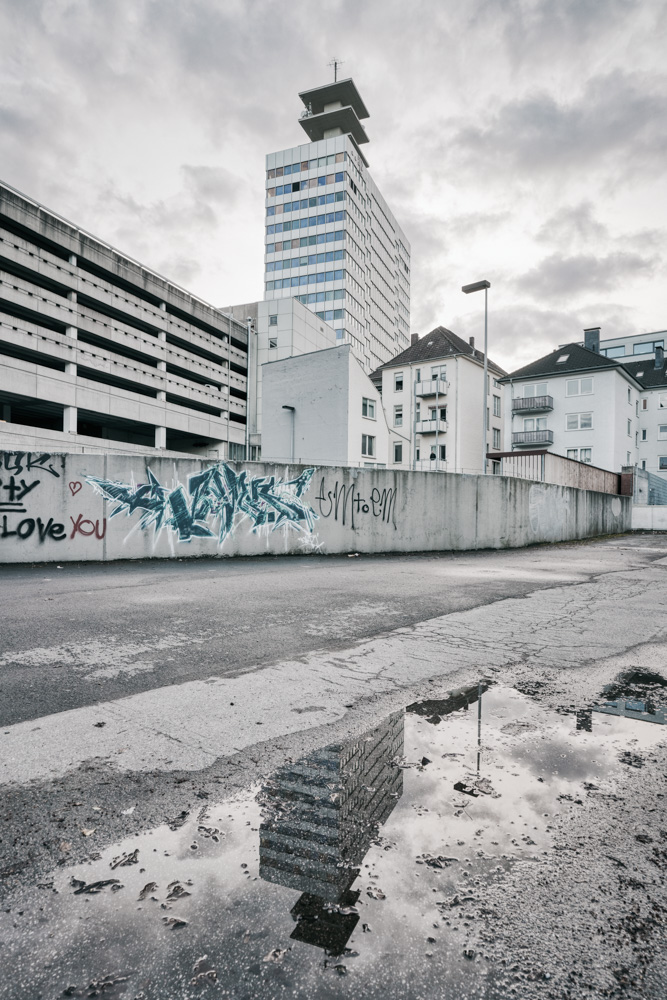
<box><xmin>315</xmin><ymin>478</ymin><xmax>397</xmax><ymax>529</ymax></box>
<box><xmin>85</xmin><ymin>463</ymin><xmax>318</xmax><ymax>545</ymax></box>
<box><xmin>1</xmin><ymin>452</ymin><xmax>61</xmax><ymax>478</ymax></box>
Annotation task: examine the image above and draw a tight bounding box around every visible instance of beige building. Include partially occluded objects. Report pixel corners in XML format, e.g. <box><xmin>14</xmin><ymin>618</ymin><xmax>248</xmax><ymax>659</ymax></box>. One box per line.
<box><xmin>370</xmin><ymin>326</ymin><xmax>506</xmax><ymax>474</ymax></box>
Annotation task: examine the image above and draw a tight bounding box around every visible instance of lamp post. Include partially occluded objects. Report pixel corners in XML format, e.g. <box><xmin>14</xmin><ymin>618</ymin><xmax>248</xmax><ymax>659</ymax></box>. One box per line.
<box><xmin>462</xmin><ymin>279</ymin><xmax>491</xmax><ymax>474</ymax></box>
<box><xmin>282</xmin><ymin>405</ymin><xmax>295</xmax><ymax>463</ymax></box>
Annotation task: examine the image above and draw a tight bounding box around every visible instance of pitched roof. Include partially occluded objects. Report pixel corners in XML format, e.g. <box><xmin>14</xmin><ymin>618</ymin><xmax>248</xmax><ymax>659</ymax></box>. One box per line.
<box><xmin>370</xmin><ymin>326</ymin><xmax>506</xmax><ymax>381</ymax></box>
<box><xmin>499</xmin><ymin>342</ymin><xmax>625</xmax><ymax>382</ymax></box>
<box><xmin>621</xmin><ymin>358</ymin><xmax>667</xmax><ymax>389</ymax></box>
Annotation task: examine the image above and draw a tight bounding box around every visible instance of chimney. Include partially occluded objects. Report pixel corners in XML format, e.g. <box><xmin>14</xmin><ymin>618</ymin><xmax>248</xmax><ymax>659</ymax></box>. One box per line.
<box><xmin>583</xmin><ymin>326</ymin><xmax>600</xmax><ymax>353</ymax></box>
<box><xmin>469</xmin><ymin>336</ymin><xmax>475</xmax><ymax>349</ymax></box>
<box><xmin>411</xmin><ymin>333</ymin><xmax>419</xmax><ymax>346</ymax></box>
<box><xmin>654</xmin><ymin>345</ymin><xmax>664</xmax><ymax>370</ymax></box>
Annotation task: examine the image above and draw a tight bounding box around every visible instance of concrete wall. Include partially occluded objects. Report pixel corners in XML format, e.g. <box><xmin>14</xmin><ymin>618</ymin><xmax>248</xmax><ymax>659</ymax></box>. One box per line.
<box><xmin>632</xmin><ymin>506</ymin><xmax>667</xmax><ymax>531</ymax></box>
<box><xmin>0</xmin><ymin>448</ymin><xmax>631</xmax><ymax>564</ymax></box>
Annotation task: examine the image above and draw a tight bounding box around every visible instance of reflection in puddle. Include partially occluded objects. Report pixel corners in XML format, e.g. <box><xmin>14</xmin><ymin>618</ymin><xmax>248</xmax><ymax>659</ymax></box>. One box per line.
<box><xmin>260</xmin><ymin>711</ymin><xmax>404</xmax><ymax>955</ymax></box>
<box><xmin>1</xmin><ymin>684</ymin><xmax>665</xmax><ymax>999</ymax></box>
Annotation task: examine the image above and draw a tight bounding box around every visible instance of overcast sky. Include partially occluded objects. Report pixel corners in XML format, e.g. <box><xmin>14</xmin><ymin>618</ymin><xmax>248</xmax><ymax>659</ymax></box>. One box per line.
<box><xmin>1</xmin><ymin>0</ymin><xmax>665</xmax><ymax>372</ymax></box>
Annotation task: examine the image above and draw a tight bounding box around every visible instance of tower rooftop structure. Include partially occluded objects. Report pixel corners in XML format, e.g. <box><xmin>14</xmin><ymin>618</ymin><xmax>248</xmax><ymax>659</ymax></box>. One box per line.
<box><xmin>262</xmin><ymin>75</ymin><xmax>411</xmax><ymax>377</ymax></box>
<box><xmin>298</xmin><ymin>77</ymin><xmax>370</xmax><ymax>157</ymax></box>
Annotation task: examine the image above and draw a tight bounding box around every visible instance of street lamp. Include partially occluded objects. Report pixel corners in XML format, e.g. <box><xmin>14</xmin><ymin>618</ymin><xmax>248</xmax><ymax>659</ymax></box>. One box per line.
<box><xmin>462</xmin><ymin>279</ymin><xmax>491</xmax><ymax>474</ymax></box>
<box><xmin>282</xmin><ymin>405</ymin><xmax>295</xmax><ymax>463</ymax></box>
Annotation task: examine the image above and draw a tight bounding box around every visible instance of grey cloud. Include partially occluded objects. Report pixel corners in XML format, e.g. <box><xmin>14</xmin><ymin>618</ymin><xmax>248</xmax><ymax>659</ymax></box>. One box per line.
<box><xmin>445</xmin><ymin>69</ymin><xmax>667</xmax><ymax>179</ymax></box>
<box><xmin>516</xmin><ymin>250</ymin><xmax>657</xmax><ymax>299</ymax></box>
<box><xmin>536</xmin><ymin>202</ymin><xmax>608</xmax><ymax>248</ymax></box>
<box><xmin>181</xmin><ymin>165</ymin><xmax>241</xmax><ymax>206</ymax></box>
<box><xmin>451</xmin><ymin>303</ymin><xmax>638</xmax><ymax>374</ymax></box>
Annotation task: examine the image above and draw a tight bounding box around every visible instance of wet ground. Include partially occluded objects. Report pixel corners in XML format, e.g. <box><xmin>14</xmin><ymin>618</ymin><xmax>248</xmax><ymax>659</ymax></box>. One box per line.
<box><xmin>2</xmin><ymin>536</ymin><xmax>667</xmax><ymax>998</ymax></box>
<box><xmin>1</xmin><ymin>676</ymin><xmax>665</xmax><ymax>999</ymax></box>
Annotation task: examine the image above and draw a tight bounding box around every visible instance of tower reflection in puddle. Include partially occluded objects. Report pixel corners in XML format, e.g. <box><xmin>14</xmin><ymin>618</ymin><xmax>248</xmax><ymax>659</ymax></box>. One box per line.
<box><xmin>259</xmin><ymin>711</ymin><xmax>404</xmax><ymax>954</ymax></box>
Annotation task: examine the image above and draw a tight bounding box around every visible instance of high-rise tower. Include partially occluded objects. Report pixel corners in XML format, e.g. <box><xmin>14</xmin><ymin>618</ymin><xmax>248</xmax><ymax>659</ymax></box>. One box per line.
<box><xmin>263</xmin><ymin>78</ymin><xmax>411</xmax><ymax>373</ymax></box>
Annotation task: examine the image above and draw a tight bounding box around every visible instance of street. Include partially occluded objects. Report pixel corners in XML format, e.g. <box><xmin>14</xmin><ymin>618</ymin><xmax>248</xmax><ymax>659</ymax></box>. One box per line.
<box><xmin>1</xmin><ymin>535</ymin><xmax>666</xmax><ymax>998</ymax></box>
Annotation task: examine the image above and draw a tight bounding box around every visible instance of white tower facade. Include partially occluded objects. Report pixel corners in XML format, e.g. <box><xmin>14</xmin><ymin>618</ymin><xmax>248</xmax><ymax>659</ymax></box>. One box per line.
<box><xmin>264</xmin><ymin>78</ymin><xmax>411</xmax><ymax>373</ymax></box>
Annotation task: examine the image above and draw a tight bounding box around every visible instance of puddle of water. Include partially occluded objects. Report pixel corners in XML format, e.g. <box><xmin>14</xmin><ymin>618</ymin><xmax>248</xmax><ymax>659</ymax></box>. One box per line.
<box><xmin>1</xmin><ymin>685</ymin><xmax>665</xmax><ymax>999</ymax></box>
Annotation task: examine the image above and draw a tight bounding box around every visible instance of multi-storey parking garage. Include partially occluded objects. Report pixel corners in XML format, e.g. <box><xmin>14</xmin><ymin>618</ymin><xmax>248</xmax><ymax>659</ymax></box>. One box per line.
<box><xmin>0</xmin><ymin>183</ymin><xmax>247</xmax><ymax>458</ymax></box>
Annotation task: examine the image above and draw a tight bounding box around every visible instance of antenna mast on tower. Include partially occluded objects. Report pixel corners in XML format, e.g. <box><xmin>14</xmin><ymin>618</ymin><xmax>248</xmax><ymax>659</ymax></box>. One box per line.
<box><xmin>328</xmin><ymin>57</ymin><xmax>344</xmax><ymax>82</ymax></box>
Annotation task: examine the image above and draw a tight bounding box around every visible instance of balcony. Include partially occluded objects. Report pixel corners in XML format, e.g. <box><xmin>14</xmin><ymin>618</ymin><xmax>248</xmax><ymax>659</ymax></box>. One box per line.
<box><xmin>416</xmin><ymin>418</ymin><xmax>447</xmax><ymax>434</ymax></box>
<box><xmin>416</xmin><ymin>378</ymin><xmax>448</xmax><ymax>397</ymax></box>
<box><xmin>512</xmin><ymin>395</ymin><xmax>554</xmax><ymax>413</ymax></box>
<box><xmin>512</xmin><ymin>430</ymin><xmax>554</xmax><ymax>446</ymax></box>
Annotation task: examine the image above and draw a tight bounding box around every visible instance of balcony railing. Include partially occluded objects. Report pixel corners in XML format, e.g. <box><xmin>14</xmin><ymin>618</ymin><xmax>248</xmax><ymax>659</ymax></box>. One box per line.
<box><xmin>415</xmin><ymin>459</ymin><xmax>447</xmax><ymax>472</ymax></box>
<box><xmin>512</xmin><ymin>395</ymin><xmax>554</xmax><ymax>413</ymax></box>
<box><xmin>415</xmin><ymin>378</ymin><xmax>448</xmax><ymax>397</ymax></box>
<box><xmin>416</xmin><ymin>419</ymin><xmax>447</xmax><ymax>434</ymax></box>
<box><xmin>512</xmin><ymin>430</ymin><xmax>554</xmax><ymax>446</ymax></box>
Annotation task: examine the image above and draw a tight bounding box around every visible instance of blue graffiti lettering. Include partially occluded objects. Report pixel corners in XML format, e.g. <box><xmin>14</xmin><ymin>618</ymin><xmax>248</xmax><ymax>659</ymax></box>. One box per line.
<box><xmin>85</xmin><ymin>464</ymin><xmax>318</xmax><ymax>544</ymax></box>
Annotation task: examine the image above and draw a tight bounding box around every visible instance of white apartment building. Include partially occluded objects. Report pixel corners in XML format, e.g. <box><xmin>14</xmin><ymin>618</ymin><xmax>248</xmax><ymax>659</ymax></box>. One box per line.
<box><xmin>0</xmin><ymin>181</ymin><xmax>248</xmax><ymax>459</ymax></box>
<box><xmin>261</xmin><ymin>344</ymin><xmax>389</xmax><ymax>467</ymax></box>
<box><xmin>500</xmin><ymin>331</ymin><xmax>642</xmax><ymax>473</ymax></box>
<box><xmin>371</xmin><ymin>327</ymin><xmax>506</xmax><ymax>474</ymax></box>
<box><xmin>264</xmin><ymin>77</ymin><xmax>411</xmax><ymax>374</ymax></box>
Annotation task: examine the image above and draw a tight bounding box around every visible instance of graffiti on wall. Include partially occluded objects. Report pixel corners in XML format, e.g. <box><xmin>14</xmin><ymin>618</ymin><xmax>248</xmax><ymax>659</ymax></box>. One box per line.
<box><xmin>1</xmin><ymin>452</ymin><xmax>67</xmax><ymax>544</ymax></box>
<box><xmin>86</xmin><ymin>463</ymin><xmax>318</xmax><ymax>545</ymax></box>
<box><xmin>0</xmin><ymin>452</ymin><xmax>107</xmax><ymax>546</ymax></box>
<box><xmin>314</xmin><ymin>476</ymin><xmax>397</xmax><ymax>529</ymax></box>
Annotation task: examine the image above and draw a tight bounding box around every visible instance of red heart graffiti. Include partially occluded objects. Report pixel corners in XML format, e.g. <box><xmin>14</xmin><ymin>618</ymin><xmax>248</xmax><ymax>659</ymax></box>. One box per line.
<box><xmin>69</xmin><ymin>481</ymin><xmax>83</xmax><ymax>496</ymax></box>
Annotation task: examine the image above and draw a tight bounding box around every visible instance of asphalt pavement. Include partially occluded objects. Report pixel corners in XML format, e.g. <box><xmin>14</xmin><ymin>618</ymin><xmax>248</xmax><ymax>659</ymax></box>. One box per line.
<box><xmin>1</xmin><ymin>534</ymin><xmax>666</xmax><ymax>999</ymax></box>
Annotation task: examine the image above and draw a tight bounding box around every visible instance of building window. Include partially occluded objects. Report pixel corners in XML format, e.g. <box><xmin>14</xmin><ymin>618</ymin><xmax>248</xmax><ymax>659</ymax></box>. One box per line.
<box><xmin>394</xmin><ymin>405</ymin><xmax>403</xmax><ymax>427</ymax></box>
<box><xmin>429</xmin><ymin>406</ymin><xmax>446</xmax><ymax>422</ymax></box>
<box><xmin>439</xmin><ymin>444</ymin><xmax>446</xmax><ymax>461</ymax></box>
<box><xmin>493</xmin><ymin>428</ymin><xmax>501</xmax><ymax>449</ymax></box>
<box><xmin>362</xmin><ymin>397</ymin><xmax>375</xmax><ymax>419</ymax></box>
<box><xmin>567</xmin><ymin>448</ymin><xmax>592</xmax><ymax>463</ymax></box>
<box><xmin>566</xmin><ymin>377</ymin><xmax>593</xmax><ymax>396</ymax></box>
<box><xmin>634</xmin><ymin>339</ymin><xmax>664</xmax><ymax>355</ymax></box>
<box><xmin>393</xmin><ymin>442</ymin><xmax>403</xmax><ymax>463</ymax></box>
<box><xmin>415</xmin><ymin>369</ymin><xmax>421</xmax><ymax>382</ymax></box>
<box><xmin>493</xmin><ymin>395</ymin><xmax>501</xmax><ymax>416</ymax></box>
<box><xmin>523</xmin><ymin>382</ymin><xmax>548</xmax><ymax>397</ymax></box>
<box><xmin>415</xmin><ymin>402</ymin><xmax>420</xmax><ymax>420</ymax></box>
<box><xmin>524</xmin><ymin>417</ymin><xmax>547</xmax><ymax>431</ymax></box>
<box><xmin>627</xmin><ymin>419</ymin><xmax>632</xmax><ymax>436</ymax></box>
<box><xmin>361</xmin><ymin>434</ymin><xmax>375</xmax><ymax>457</ymax></box>
<box><xmin>660</xmin><ymin>395</ymin><xmax>667</xmax><ymax>409</ymax></box>
<box><xmin>636</xmin><ymin>401</ymin><xmax>639</xmax><ymax>415</ymax></box>
<box><xmin>660</xmin><ymin>458</ymin><xmax>667</xmax><ymax>470</ymax></box>
<box><xmin>642</xmin><ymin>460</ymin><xmax>646</xmax><ymax>469</ymax></box>
<box><xmin>269</xmin><ymin>315</ymin><xmax>278</xmax><ymax>326</ymax></box>
<box><xmin>394</xmin><ymin>373</ymin><xmax>404</xmax><ymax>392</ymax></box>
<box><xmin>566</xmin><ymin>412</ymin><xmax>593</xmax><ymax>430</ymax></box>
<box><xmin>628</xmin><ymin>387</ymin><xmax>632</xmax><ymax>403</ymax></box>
<box><xmin>431</xmin><ymin>365</ymin><xmax>446</xmax><ymax>380</ymax></box>
<box><xmin>642</xmin><ymin>398</ymin><xmax>648</xmax><ymax>410</ymax></box>
<box><xmin>642</xmin><ymin>429</ymin><xmax>648</xmax><ymax>440</ymax></box>
<box><xmin>659</xmin><ymin>425</ymin><xmax>667</xmax><ymax>439</ymax></box>
<box><xmin>268</xmin><ymin>337</ymin><xmax>277</xmax><ymax>349</ymax></box>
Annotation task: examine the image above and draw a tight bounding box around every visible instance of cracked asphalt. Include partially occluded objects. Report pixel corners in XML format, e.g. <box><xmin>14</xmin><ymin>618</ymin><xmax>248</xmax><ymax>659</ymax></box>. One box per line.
<box><xmin>1</xmin><ymin>534</ymin><xmax>666</xmax><ymax>999</ymax></box>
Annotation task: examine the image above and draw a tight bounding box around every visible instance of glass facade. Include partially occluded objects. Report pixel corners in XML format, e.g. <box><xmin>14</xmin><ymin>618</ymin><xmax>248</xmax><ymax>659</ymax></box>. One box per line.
<box><xmin>264</xmin><ymin>132</ymin><xmax>411</xmax><ymax>373</ymax></box>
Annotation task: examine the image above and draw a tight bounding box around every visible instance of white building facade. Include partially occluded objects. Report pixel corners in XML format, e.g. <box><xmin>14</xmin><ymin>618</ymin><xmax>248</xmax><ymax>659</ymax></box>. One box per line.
<box><xmin>500</xmin><ymin>335</ymin><xmax>643</xmax><ymax>473</ymax></box>
<box><xmin>264</xmin><ymin>78</ymin><xmax>411</xmax><ymax>374</ymax></box>
<box><xmin>371</xmin><ymin>327</ymin><xmax>506</xmax><ymax>474</ymax></box>
<box><xmin>223</xmin><ymin>297</ymin><xmax>337</xmax><ymax>460</ymax></box>
<box><xmin>261</xmin><ymin>344</ymin><xmax>389</xmax><ymax>467</ymax></box>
